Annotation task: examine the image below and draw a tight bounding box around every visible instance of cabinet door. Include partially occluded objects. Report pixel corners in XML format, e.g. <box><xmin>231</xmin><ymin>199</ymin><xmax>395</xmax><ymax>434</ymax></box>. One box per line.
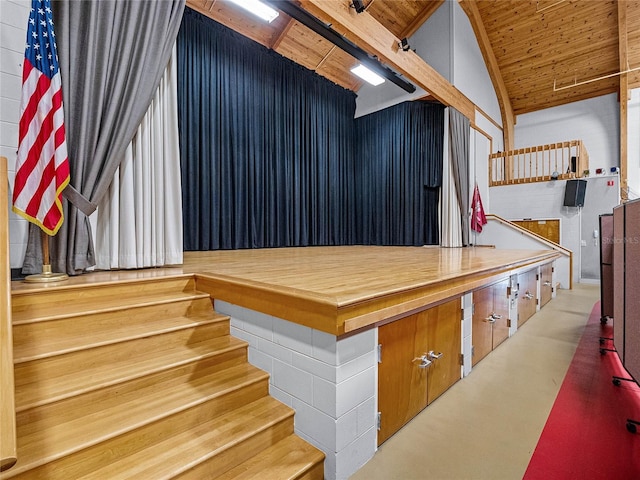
<box><xmin>426</xmin><ymin>298</ymin><xmax>462</xmax><ymax>403</ymax></box>
<box><xmin>539</xmin><ymin>263</ymin><xmax>553</xmax><ymax>307</ymax></box>
<box><xmin>472</xmin><ymin>286</ymin><xmax>493</xmax><ymax>366</ymax></box>
<box><xmin>517</xmin><ymin>269</ymin><xmax>538</xmax><ymax>327</ymax></box>
<box><xmin>377</xmin><ymin>297</ymin><xmax>462</xmax><ymax>445</ymax></box>
<box><xmin>377</xmin><ymin>310</ymin><xmax>429</xmax><ymax>445</ymax></box>
<box><xmin>491</xmin><ymin>279</ymin><xmax>510</xmax><ymax>349</ymax></box>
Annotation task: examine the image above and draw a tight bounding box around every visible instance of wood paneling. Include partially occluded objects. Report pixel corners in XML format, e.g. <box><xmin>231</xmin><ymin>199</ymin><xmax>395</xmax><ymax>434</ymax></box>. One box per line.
<box><xmin>473</xmin><ymin>0</ymin><xmax>625</xmax><ymax>116</ymax></box>
<box><xmin>512</xmin><ymin>219</ymin><xmax>560</xmax><ymax>244</ymax></box>
<box><xmin>1</xmin><ymin>156</ymin><xmax>17</xmax><ymax>472</ymax></box>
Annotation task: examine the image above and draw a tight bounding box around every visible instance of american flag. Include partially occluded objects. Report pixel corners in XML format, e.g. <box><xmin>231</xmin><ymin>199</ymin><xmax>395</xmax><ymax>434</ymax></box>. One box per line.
<box><xmin>12</xmin><ymin>0</ymin><xmax>70</xmax><ymax>236</ymax></box>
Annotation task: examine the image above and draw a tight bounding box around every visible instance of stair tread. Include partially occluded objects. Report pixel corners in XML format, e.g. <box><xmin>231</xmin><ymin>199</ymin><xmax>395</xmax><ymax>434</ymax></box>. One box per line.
<box><xmin>77</xmin><ymin>396</ymin><xmax>294</xmax><ymax>480</ymax></box>
<box><xmin>12</xmin><ymin>288</ymin><xmax>210</xmax><ymax>323</ymax></box>
<box><xmin>216</xmin><ymin>434</ymin><xmax>326</xmax><ymax>480</ymax></box>
<box><xmin>13</xmin><ymin>310</ymin><xmax>227</xmax><ymax>362</ymax></box>
<box><xmin>15</xmin><ymin>333</ymin><xmax>246</xmax><ymax>411</ymax></box>
<box><xmin>13</xmin><ymin>362</ymin><xmax>270</xmax><ymax>473</ymax></box>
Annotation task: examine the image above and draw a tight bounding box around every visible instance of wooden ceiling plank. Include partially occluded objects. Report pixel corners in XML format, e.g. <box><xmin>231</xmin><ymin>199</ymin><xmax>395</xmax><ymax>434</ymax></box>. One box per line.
<box><xmin>458</xmin><ymin>0</ymin><xmax>514</xmax><ymax>150</ymax></box>
<box><xmin>298</xmin><ymin>0</ymin><xmax>476</xmax><ymax>122</ymax></box>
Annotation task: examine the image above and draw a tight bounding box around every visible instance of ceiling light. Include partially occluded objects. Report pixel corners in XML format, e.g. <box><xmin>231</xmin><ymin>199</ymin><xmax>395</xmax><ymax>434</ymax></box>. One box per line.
<box><xmin>351</xmin><ymin>64</ymin><xmax>385</xmax><ymax>86</ymax></box>
<box><xmin>227</xmin><ymin>0</ymin><xmax>279</xmax><ymax>23</ymax></box>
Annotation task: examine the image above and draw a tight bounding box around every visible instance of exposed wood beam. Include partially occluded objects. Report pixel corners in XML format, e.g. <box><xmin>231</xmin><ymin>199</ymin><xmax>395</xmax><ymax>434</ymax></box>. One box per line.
<box><xmin>618</xmin><ymin>0</ymin><xmax>628</xmax><ymax>202</ymax></box>
<box><xmin>458</xmin><ymin>0</ymin><xmax>514</xmax><ymax>151</ymax></box>
<box><xmin>399</xmin><ymin>0</ymin><xmax>445</xmax><ymax>40</ymax></box>
<box><xmin>298</xmin><ymin>0</ymin><xmax>475</xmax><ymax>122</ymax></box>
<box><xmin>271</xmin><ymin>17</ymin><xmax>294</xmax><ymax>50</ymax></box>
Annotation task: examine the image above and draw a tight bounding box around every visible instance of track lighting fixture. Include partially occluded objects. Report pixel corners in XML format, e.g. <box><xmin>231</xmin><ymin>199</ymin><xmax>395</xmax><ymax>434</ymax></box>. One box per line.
<box><xmin>351</xmin><ymin>0</ymin><xmax>366</xmax><ymax>13</ymax></box>
<box><xmin>399</xmin><ymin>38</ymin><xmax>411</xmax><ymax>52</ymax></box>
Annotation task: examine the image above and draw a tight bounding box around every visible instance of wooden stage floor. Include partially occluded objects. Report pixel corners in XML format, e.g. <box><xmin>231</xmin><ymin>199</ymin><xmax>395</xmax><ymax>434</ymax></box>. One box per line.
<box><xmin>12</xmin><ymin>246</ymin><xmax>559</xmax><ymax>336</ymax></box>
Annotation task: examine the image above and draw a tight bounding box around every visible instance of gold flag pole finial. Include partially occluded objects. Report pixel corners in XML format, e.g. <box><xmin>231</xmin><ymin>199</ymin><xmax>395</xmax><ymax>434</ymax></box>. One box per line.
<box><xmin>24</xmin><ymin>230</ymin><xmax>68</xmax><ymax>283</ymax></box>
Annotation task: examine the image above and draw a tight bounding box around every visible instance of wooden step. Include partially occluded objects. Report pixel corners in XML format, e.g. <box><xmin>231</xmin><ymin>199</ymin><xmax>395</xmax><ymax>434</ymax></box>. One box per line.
<box><xmin>80</xmin><ymin>397</ymin><xmax>295</xmax><ymax>480</ymax></box>
<box><xmin>215</xmin><ymin>434</ymin><xmax>325</xmax><ymax>480</ymax></box>
<box><xmin>12</xmin><ymin>298</ymin><xmax>223</xmax><ymax>362</ymax></box>
<box><xmin>14</xmin><ymin>330</ymin><xmax>246</xmax><ymax>412</ymax></box>
<box><xmin>5</xmin><ymin>396</ymin><xmax>292</xmax><ymax>480</ymax></box>
<box><xmin>7</xmin><ymin>362</ymin><xmax>269</xmax><ymax>477</ymax></box>
<box><xmin>11</xmin><ymin>275</ymin><xmax>199</xmax><ymax>322</ymax></box>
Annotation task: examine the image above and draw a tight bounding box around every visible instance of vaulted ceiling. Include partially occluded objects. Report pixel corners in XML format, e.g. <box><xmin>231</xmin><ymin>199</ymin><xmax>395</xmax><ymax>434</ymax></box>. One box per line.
<box><xmin>185</xmin><ymin>0</ymin><xmax>640</xmax><ymax>120</ymax></box>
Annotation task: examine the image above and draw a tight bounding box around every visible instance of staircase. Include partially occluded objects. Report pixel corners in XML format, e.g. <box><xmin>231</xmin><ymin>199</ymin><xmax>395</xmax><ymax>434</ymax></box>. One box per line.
<box><xmin>2</xmin><ymin>275</ymin><xmax>324</xmax><ymax>479</ymax></box>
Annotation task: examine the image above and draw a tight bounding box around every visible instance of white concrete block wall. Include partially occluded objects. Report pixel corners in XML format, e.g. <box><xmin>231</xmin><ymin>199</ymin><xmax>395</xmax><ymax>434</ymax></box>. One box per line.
<box><xmin>215</xmin><ymin>300</ymin><xmax>378</xmax><ymax>480</ymax></box>
<box><xmin>1</xmin><ymin>0</ymin><xmax>30</xmax><ymax>269</ymax></box>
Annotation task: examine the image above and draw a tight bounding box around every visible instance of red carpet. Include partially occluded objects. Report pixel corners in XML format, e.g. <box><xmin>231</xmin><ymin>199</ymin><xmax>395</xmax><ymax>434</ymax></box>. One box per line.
<box><xmin>524</xmin><ymin>302</ymin><xmax>640</xmax><ymax>479</ymax></box>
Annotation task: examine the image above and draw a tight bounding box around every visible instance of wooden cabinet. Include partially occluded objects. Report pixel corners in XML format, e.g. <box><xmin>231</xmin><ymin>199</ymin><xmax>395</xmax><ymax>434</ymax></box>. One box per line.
<box><xmin>472</xmin><ymin>279</ymin><xmax>510</xmax><ymax>366</ymax></box>
<box><xmin>377</xmin><ymin>297</ymin><xmax>461</xmax><ymax>445</ymax></box>
<box><xmin>517</xmin><ymin>269</ymin><xmax>538</xmax><ymax>327</ymax></box>
<box><xmin>539</xmin><ymin>263</ymin><xmax>553</xmax><ymax>308</ymax></box>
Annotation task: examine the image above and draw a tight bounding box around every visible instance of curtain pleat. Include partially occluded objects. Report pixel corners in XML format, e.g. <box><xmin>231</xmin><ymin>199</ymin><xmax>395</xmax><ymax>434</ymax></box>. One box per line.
<box><xmin>355</xmin><ymin>101</ymin><xmax>444</xmax><ymax>246</ymax></box>
<box><xmin>178</xmin><ymin>9</ymin><xmax>357</xmax><ymax>250</ymax></box>
<box><xmin>95</xmin><ymin>46</ymin><xmax>183</xmax><ymax>269</ymax></box>
<box><xmin>440</xmin><ymin>109</ymin><xmax>463</xmax><ymax>247</ymax></box>
<box><xmin>448</xmin><ymin>107</ymin><xmax>471</xmax><ymax>246</ymax></box>
<box><xmin>177</xmin><ymin>9</ymin><xmax>443</xmax><ymax>250</ymax></box>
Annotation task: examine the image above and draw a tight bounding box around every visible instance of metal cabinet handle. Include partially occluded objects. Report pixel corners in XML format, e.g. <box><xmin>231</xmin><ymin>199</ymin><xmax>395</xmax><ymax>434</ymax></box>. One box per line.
<box><xmin>524</xmin><ymin>292</ymin><xmax>534</xmax><ymax>300</ymax></box>
<box><xmin>412</xmin><ymin>354</ymin><xmax>432</xmax><ymax>368</ymax></box>
<box><xmin>427</xmin><ymin>351</ymin><xmax>443</xmax><ymax>360</ymax></box>
<box><xmin>543</xmin><ymin>281</ymin><xmax>552</xmax><ymax>287</ymax></box>
<box><xmin>484</xmin><ymin>313</ymin><xmax>502</xmax><ymax>323</ymax></box>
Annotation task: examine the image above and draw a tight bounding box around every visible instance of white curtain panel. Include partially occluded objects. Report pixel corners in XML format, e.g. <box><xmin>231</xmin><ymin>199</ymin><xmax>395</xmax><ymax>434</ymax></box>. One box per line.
<box><xmin>96</xmin><ymin>46</ymin><xmax>183</xmax><ymax>269</ymax></box>
<box><xmin>440</xmin><ymin>108</ymin><xmax>463</xmax><ymax>247</ymax></box>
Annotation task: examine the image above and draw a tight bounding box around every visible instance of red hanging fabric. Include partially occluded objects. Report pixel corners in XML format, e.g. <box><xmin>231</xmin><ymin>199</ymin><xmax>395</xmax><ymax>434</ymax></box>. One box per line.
<box><xmin>471</xmin><ymin>184</ymin><xmax>487</xmax><ymax>233</ymax></box>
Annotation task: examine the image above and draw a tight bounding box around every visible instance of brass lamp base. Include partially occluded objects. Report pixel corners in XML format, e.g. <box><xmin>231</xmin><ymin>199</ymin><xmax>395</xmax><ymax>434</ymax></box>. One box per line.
<box><xmin>24</xmin><ymin>264</ymin><xmax>69</xmax><ymax>283</ymax></box>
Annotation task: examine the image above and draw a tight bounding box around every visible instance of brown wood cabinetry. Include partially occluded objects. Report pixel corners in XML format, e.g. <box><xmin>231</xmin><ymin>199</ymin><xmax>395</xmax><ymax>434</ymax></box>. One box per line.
<box><xmin>539</xmin><ymin>263</ymin><xmax>553</xmax><ymax>308</ymax></box>
<box><xmin>517</xmin><ymin>269</ymin><xmax>538</xmax><ymax>327</ymax></box>
<box><xmin>472</xmin><ymin>279</ymin><xmax>510</xmax><ymax>366</ymax></box>
<box><xmin>377</xmin><ymin>297</ymin><xmax>462</xmax><ymax>445</ymax></box>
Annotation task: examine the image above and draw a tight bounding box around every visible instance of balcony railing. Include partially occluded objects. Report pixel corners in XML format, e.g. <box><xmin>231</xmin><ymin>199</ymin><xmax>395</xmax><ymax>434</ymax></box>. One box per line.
<box><xmin>489</xmin><ymin>140</ymin><xmax>589</xmax><ymax>186</ymax></box>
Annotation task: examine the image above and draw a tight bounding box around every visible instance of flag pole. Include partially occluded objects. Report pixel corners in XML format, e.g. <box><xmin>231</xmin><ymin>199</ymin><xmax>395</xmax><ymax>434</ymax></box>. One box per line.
<box><xmin>24</xmin><ymin>230</ymin><xmax>68</xmax><ymax>283</ymax></box>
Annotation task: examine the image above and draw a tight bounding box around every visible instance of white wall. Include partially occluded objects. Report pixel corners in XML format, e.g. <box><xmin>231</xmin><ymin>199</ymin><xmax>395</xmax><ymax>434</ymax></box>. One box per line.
<box><xmin>488</xmin><ymin>175</ymin><xmax>619</xmax><ymax>283</ymax></box>
<box><xmin>0</xmin><ymin>0</ymin><xmax>30</xmax><ymax>269</ymax></box>
<box><xmin>514</xmin><ymin>93</ymin><xmax>620</xmax><ymax>174</ymax></box>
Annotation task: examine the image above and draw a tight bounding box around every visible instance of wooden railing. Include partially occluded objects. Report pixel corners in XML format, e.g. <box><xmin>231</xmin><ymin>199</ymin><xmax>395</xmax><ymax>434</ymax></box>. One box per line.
<box><xmin>489</xmin><ymin>140</ymin><xmax>589</xmax><ymax>186</ymax></box>
<box><xmin>0</xmin><ymin>157</ymin><xmax>17</xmax><ymax>471</ymax></box>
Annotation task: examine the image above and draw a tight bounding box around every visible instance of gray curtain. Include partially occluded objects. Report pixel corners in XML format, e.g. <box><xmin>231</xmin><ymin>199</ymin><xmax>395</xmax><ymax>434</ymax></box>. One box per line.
<box><xmin>449</xmin><ymin>108</ymin><xmax>471</xmax><ymax>246</ymax></box>
<box><xmin>22</xmin><ymin>0</ymin><xmax>185</xmax><ymax>275</ymax></box>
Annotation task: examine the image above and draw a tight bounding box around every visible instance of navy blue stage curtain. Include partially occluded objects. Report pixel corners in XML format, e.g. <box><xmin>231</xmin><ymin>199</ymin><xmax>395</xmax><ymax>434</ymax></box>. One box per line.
<box><xmin>355</xmin><ymin>102</ymin><xmax>444</xmax><ymax>245</ymax></box>
<box><xmin>177</xmin><ymin>9</ymin><xmax>357</xmax><ymax>250</ymax></box>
